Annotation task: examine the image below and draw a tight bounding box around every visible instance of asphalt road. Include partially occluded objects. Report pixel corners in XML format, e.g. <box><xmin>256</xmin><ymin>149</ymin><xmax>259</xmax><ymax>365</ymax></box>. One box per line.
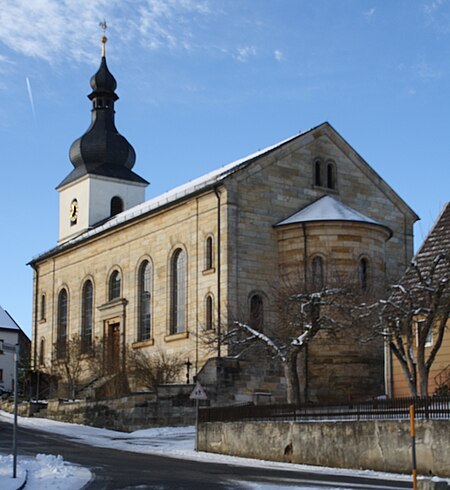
<box><xmin>0</xmin><ymin>420</ymin><xmax>411</xmax><ymax>489</ymax></box>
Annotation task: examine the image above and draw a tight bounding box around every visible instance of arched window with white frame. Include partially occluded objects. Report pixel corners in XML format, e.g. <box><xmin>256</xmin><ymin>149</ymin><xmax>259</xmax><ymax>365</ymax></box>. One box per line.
<box><xmin>205</xmin><ymin>294</ymin><xmax>214</xmax><ymax>330</ymax></box>
<box><xmin>57</xmin><ymin>288</ymin><xmax>68</xmax><ymax>358</ymax></box>
<box><xmin>170</xmin><ymin>249</ymin><xmax>186</xmax><ymax>334</ymax></box>
<box><xmin>81</xmin><ymin>279</ymin><xmax>93</xmax><ymax>353</ymax></box>
<box><xmin>138</xmin><ymin>260</ymin><xmax>152</xmax><ymax>341</ymax></box>
<box><xmin>205</xmin><ymin>236</ymin><xmax>214</xmax><ymax>270</ymax></box>
<box><xmin>40</xmin><ymin>293</ymin><xmax>46</xmax><ymax>321</ymax></box>
<box><xmin>109</xmin><ymin>270</ymin><xmax>121</xmax><ymax>301</ymax></box>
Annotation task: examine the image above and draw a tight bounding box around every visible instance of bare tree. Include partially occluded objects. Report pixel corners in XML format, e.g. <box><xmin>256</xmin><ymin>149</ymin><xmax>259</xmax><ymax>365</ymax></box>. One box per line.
<box><xmin>85</xmin><ymin>336</ymin><xmax>130</xmax><ymax>398</ymax></box>
<box><xmin>52</xmin><ymin>334</ymin><xmax>85</xmax><ymax>400</ymax></box>
<box><xmin>373</xmin><ymin>253</ymin><xmax>450</xmax><ymax>396</ymax></box>
<box><xmin>127</xmin><ymin>348</ymin><xmax>184</xmax><ymax>391</ymax></box>
<box><xmin>206</xmin><ymin>282</ymin><xmax>364</xmax><ymax>405</ymax></box>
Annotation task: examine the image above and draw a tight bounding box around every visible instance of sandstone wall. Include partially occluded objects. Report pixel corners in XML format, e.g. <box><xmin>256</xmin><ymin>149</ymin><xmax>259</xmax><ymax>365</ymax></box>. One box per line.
<box><xmin>198</xmin><ymin>419</ymin><xmax>450</xmax><ymax>477</ymax></box>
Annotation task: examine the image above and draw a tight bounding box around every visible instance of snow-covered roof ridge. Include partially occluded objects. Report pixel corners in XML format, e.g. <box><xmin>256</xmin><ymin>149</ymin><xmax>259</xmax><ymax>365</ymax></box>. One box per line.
<box><xmin>276</xmin><ymin>195</ymin><xmax>392</xmax><ymax>237</ymax></box>
<box><xmin>0</xmin><ymin>305</ymin><xmax>19</xmax><ymax>331</ymax></box>
<box><xmin>31</xmin><ymin>124</ymin><xmax>322</xmax><ymax>262</ymax></box>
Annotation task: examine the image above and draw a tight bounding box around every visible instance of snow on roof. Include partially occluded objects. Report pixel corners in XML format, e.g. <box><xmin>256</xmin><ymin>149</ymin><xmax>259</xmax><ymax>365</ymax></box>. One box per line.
<box><xmin>399</xmin><ymin>202</ymin><xmax>450</xmax><ymax>290</ymax></box>
<box><xmin>0</xmin><ymin>305</ymin><xmax>19</xmax><ymax>331</ymax></box>
<box><xmin>31</xmin><ymin>126</ymin><xmax>316</xmax><ymax>262</ymax></box>
<box><xmin>276</xmin><ymin>195</ymin><xmax>392</xmax><ymax>236</ymax></box>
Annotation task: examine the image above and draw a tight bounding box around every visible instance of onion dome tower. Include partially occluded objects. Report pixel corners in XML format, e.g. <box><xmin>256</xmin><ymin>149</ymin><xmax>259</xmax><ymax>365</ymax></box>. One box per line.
<box><xmin>57</xmin><ymin>23</ymin><xmax>148</xmax><ymax>244</ymax></box>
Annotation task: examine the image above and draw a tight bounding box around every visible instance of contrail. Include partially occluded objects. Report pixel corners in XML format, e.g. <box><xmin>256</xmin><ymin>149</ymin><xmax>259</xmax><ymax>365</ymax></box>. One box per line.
<box><xmin>26</xmin><ymin>77</ymin><xmax>36</xmax><ymax>122</ymax></box>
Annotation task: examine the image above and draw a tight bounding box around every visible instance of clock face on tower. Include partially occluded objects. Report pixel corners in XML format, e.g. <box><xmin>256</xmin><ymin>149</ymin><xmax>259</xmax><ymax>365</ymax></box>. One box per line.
<box><xmin>70</xmin><ymin>199</ymin><xmax>79</xmax><ymax>225</ymax></box>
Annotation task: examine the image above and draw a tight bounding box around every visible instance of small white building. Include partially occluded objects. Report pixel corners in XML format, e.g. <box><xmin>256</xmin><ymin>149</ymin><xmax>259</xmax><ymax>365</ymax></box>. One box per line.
<box><xmin>0</xmin><ymin>306</ymin><xmax>29</xmax><ymax>393</ymax></box>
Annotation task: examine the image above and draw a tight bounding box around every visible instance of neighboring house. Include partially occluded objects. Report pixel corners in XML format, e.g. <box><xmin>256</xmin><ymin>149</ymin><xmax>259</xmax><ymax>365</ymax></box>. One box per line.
<box><xmin>0</xmin><ymin>305</ymin><xmax>30</xmax><ymax>393</ymax></box>
<box><xmin>387</xmin><ymin>202</ymin><xmax>450</xmax><ymax>397</ymax></box>
<box><xmin>29</xmin><ymin>39</ymin><xmax>418</xmax><ymax>403</ymax></box>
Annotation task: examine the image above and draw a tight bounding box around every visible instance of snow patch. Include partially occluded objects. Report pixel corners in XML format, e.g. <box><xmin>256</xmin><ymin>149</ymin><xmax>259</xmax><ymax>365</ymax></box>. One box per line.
<box><xmin>0</xmin><ymin>453</ymin><xmax>91</xmax><ymax>490</ymax></box>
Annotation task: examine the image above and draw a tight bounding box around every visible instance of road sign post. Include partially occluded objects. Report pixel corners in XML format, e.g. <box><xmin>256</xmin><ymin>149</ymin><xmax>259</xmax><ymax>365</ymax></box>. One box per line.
<box><xmin>190</xmin><ymin>382</ymin><xmax>208</xmax><ymax>452</ymax></box>
<box><xmin>3</xmin><ymin>342</ymin><xmax>19</xmax><ymax>478</ymax></box>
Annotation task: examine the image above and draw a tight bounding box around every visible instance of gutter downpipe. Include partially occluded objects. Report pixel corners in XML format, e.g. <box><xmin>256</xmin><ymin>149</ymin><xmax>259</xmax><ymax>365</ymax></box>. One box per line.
<box><xmin>31</xmin><ymin>263</ymin><xmax>39</xmax><ymax>372</ymax></box>
<box><xmin>195</xmin><ymin>198</ymin><xmax>199</xmax><ymax>375</ymax></box>
<box><xmin>301</xmin><ymin>222</ymin><xmax>309</xmax><ymax>403</ymax></box>
<box><xmin>384</xmin><ymin>329</ymin><xmax>393</xmax><ymax>398</ymax></box>
<box><xmin>214</xmin><ymin>186</ymin><xmax>222</xmax><ymax>359</ymax></box>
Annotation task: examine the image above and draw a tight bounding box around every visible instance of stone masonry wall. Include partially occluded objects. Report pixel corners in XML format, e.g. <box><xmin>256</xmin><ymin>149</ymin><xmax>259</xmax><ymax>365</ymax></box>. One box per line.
<box><xmin>1</xmin><ymin>385</ymin><xmax>198</xmax><ymax>432</ymax></box>
<box><xmin>33</xmin><ymin>188</ymin><xmax>227</xmax><ymax>377</ymax></box>
<box><xmin>198</xmin><ymin>419</ymin><xmax>450</xmax><ymax>477</ymax></box>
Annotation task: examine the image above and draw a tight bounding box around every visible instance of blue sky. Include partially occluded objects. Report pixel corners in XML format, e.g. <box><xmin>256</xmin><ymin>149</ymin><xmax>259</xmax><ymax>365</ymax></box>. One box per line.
<box><xmin>0</xmin><ymin>0</ymin><xmax>449</xmax><ymax>336</ymax></box>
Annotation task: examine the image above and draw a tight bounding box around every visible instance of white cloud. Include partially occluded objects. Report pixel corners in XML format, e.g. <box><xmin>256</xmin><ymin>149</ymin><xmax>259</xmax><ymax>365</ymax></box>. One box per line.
<box><xmin>26</xmin><ymin>77</ymin><xmax>37</xmax><ymax>121</ymax></box>
<box><xmin>274</xmin><ymin>50</ymin><xmax>284</xmax><ymax>62</ymax></box>
<box><xmin>416</xmin><ymin>61</ymin><xmax>441</xmax><ymax>80</ymax></box>
<box><xmin>0</xmin><ymin>0</ymin><xmax>212</xmax><ymax>63</ymax></box>
<box><xmin>363</xmin><ymin>8</ymin><xmax>376</xmax><ymax>17</ymax></box>
<box><xmin>424</xmin><ymin>0</ymin><xmax>447</xmax><ymax>14</ymax></box>
<box><xmin>236</xmin><ymin>46</ymin><xmax>257</xmax><ymax>62</ymax></box>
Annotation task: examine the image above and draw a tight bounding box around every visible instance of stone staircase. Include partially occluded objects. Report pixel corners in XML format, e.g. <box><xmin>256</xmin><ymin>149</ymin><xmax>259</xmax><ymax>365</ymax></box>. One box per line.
<box><xmin>75</xmin><ymin>373</ymin><xmax>118</xmax><ymax>399</ymax></box>
<box><xmin>197</xmin><ymin>356</ymin><xmax>286</xmax><ymax>406</ymax></box>
<box><xmin>434</xmin><ymin>364</ymin><xmax>450</xmax><ymax>393</ymax></box>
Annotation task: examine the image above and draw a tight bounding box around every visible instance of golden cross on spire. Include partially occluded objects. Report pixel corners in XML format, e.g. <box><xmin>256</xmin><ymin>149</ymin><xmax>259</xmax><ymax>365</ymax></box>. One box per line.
<box><xmin>99</xmin><ymin>20</ymin><xmax>108</xmax><ymax>57</ymax></box>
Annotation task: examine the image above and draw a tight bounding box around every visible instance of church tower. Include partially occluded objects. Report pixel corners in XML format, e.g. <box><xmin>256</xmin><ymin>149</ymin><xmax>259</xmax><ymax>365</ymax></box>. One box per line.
<box><xmin>56</xmin><ymin>27</ymin><xmax>148</xmax><ymax>244</ymax></box>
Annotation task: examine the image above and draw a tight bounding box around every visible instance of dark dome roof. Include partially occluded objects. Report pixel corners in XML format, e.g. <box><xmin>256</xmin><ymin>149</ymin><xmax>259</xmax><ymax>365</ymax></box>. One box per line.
<box><xmin>89</xmin><ymin>56</ymin><xmax>117</xmax><ymax>95</ymax></box>
<box><xmin>69</xmin><ymin>127</ymin><xmax>136</xmax><ymax>170</ymax></box>
<box><xmin>67</xmin><ymin>53</ymin><xmax>137</xmax><ymax>176</ymax></box>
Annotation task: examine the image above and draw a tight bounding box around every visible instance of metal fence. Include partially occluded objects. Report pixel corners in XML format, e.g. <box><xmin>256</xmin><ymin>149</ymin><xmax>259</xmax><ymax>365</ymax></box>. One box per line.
<box><xmin>198</xmin><ymin>396</ymin><xmax>450</xmax><ymax>423</ymax></box>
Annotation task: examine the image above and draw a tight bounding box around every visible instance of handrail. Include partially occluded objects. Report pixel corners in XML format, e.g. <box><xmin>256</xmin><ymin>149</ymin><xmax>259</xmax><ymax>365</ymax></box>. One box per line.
<box><xmin>434</xmin><ymin>363</ymin><xmax>450</xmax><ymax>387</ymax></box>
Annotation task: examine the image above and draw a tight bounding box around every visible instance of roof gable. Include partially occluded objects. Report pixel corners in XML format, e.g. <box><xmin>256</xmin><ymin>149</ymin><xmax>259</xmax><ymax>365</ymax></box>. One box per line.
<box><xmin>0</xmin><ymin>305</ymin><xmax>19</xmax><ymax>331</ymax></box>
<box><xmin>276</xmin><ymin>195</ymin><xmax>383</xmax><ymax>226</ymax></box>
<box><xmin>31</xmin><ymin>121</ymin><xmax>415</xmax><ymax>262</ymax></box>
<box><xmin>402</xmin><ymin>202</ymin><xmax>450</xmax><ymax>287</ymax></box>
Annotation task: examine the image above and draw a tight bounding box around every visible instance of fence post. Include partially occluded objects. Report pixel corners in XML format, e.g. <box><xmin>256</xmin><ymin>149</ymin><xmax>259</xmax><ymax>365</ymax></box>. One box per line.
<box><xmin>409</xmin><ymin>404</ymin><xmax>417</xmax><ymax>490</ymax></box>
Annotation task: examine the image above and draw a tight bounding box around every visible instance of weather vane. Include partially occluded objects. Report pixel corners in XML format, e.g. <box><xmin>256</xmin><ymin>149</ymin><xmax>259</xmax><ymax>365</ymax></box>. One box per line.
<box><xmin>99</xmin><ymin>19</ymin><xmax>108</xmax><ymax>57</ymax></box>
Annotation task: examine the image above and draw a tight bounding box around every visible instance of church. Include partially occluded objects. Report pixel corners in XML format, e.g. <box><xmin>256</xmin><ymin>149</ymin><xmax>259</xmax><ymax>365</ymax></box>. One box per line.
<box><xmin>29</xmin><ymin>36</ymin><xmax>418</xmax><ymax>402</ymax></box>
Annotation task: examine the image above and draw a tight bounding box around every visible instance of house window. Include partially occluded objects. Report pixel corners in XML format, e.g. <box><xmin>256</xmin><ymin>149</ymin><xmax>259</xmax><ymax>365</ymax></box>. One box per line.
<box><xmin>40</xmin><ymin>294</ymin><xmax>46</xmax><ymax>321</ymax></box>
<box><xmin>0</xmin><ymin>369</ymin><xmax>3</xmax><ymax>382</ymax></box>
<box><xmin>359</xmin><ymin>258</ymin><xmax>369</xmax><ymax>291</ymax></box>
<box><xmin>109</xmin><ymin>270</ymin><xmax>121</xmax><ymax>301</ymax></box>
<box><xmin>110</xmin><ymin>196</ymin><xmax>124</xmax><ymax>217</ymax></box>
<box><xmin>170</xmin><ymin>249</ymin><xmax>186</xmax><ymax>334</ymax></box>
<box><xmin>39</xmin><ymin>337</ymin><xmax>45</xmax><ymax>366</ymax></box>
<box><xmin>249</xmin><ymin>294</ymin><xmax>264</xmax><ymax>331</ymax></box>
<box><xmin>312</xmin><ymin>256</ymin><xmax>324</xmax><ymax>290</ymax></box>
<box><xmin>314</xmin><ymin>160</ymin><xmax>322</xmax><ymax>187</ymax></box>
<box><xmin>138</xmin><ymin>261</ymin><xmax>152</xmax><ymax>341</ymax></box>
<box><xmin>205</xmin><ymin>295</ymin><xmax>213</xmax><ymax>330</ymax></box>
<box><xmin>81</xmin><ymin>280</ymin><xmax>93</xmax><ymax>353</ymax></box>
<box><xmin>415</xmin><ymin>319</ymin><xmax>433</xmax><ymax>347</ymax></box>
<box><xmin>57</xmin><ymin>288</ymin><xmax>68</xmax><ymax>358</ymax></box>
<box><xmin>205</xmin><ymin>236</ymin><xmax>214</xmax><ymax>270</ymax></box>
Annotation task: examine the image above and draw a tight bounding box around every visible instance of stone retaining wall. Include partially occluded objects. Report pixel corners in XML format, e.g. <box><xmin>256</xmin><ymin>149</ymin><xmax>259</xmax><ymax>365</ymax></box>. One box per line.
<box><xmin>0</xmin><ymin>385</ymin><xmax>199</xmax><ymax>432</ymax></box>
<box><xmin>198</xmin><ymin>419</ymin><xmax>450</xmax><ymax>478</ymax></box>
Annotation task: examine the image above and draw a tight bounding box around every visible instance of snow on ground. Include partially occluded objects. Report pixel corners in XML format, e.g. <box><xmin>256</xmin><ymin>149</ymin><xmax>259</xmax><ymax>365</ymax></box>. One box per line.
<box><xmin>0</xmin><ymin>409</ymin><xmax>416</xmax><ymax>489</ymax></box>
<box><xmin>0</xmin><ymin>453</ymin><xmax>91</xmax><ymax>490</ymax></box>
